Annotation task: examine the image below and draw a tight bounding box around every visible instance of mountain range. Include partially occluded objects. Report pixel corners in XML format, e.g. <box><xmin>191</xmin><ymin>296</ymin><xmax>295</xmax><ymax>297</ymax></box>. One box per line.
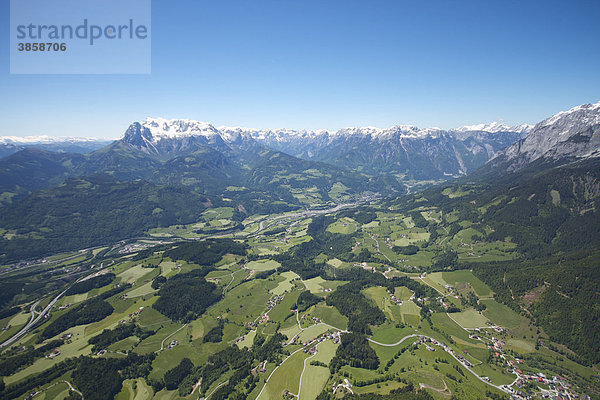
<box><xmin>0</xmin><ymin>116</ymin><xmax>535</xmax><ymax>209</ymax></box>
<box><xmin>121</xmin><ymin>117</ymin><xmax>533</xmax><ymax>179</ymax></box>
<box><xmin>221</xmin><ymin>121</ymin><xmax>533</xmax><ymax>178</ymax></box>
<box><xmin>0</xmin><ymin>136</ymin><xmax>112</xmax><ymax>159</ymax></box>
<box><xmin>0</xmin><ymin>101</ymin><xmax>598</xmax><ymax>261</ymax></box>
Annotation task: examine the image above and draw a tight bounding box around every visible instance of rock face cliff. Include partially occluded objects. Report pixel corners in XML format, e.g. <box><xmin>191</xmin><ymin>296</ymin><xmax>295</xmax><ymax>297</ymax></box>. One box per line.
<box><xmin>486</xmin><ymin>102</ymin><xmax>600</xmax><ymax>172</ymax></box>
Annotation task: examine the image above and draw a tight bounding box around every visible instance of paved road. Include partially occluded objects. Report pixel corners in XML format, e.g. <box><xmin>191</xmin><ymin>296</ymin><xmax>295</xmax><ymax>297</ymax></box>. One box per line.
<box><xmin>368</xmin><ymin>334</ymin><xmax>509</xmax><ymax>393</ymax></box>
<box><xmin>367</xmin><ymin>334</ymin><xmax>420</xmax><ymax>347</ymax></box>
<box><xmin>261</xmin><ymin>326</ymin><xmax>511</xmax><ymax>399</ymax></box>
<box><xmin>0</xmin><ymin>288</ymin><xmax>69</xmax><ymax>348</ymax></box>
<box><xmin>0</xmin><ymin>269</ymin><xmax>98</xmax><ymax>349</ymax></box>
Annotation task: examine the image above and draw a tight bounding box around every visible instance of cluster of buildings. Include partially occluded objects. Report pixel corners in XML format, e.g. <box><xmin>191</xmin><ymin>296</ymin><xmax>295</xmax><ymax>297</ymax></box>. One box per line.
<box><xmin>389</xmin><ymin>293</ymin><xmax>405</xmax><ymax>306</ymax></box>
<box><xmin>2</xmin><ymin>258</ymin><xmax>48</xmax><ymax>274</ymax></box>
<box><xmin>461</xmin><ymin>326</ymin><xmax>582</xmax><ymax>399</ymax></box>
<box><xmin>302</xmin><ymin>330</ymin><xmax>342</xmax><ymax>355</ymax></box>
<box><xmin>354</xmin><ymin>262</ymin><xmax>376</xmax><ymax>273</ymax></box>
<box><xmin>266</xmin><ymin>295</ymin><xmax>282</xmax><ymax>311</ymax></box>
<box><xmin>118</xmin><ymin>242</ymin><xmax>151</xmax><ymax>255</ymax></box>
<box><xmin>383</xmin><ymin>237</ymin><xmax>394</xmax><ymax>250</ymax></box>
<box><xmin>511</xmin><ymin>373</ymin><xmax>578</xmax><ymax>400</ymax></box>
<box><xmin>395</xmin><ymin>262</ymin><xmax>420</xmax><ymax>271</ymax></box>
<box><xmin>127</xmin><ymin>306</ymin><xmax>144</xmax><ymax>319</ymax></box>
<box><xmin>246</xmin><ymin>294</ymin><xmax>287</xmax><ymax>328</ymax></box>
<box><xmin>443</xmin><ymin>284</ymin><xmax>460</xmax><ymax>298</ymax></box>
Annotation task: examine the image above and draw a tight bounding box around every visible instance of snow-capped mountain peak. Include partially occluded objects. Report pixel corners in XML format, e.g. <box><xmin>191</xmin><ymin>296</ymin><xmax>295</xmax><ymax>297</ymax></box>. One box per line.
<box><xmin>141</xmin><ymin>117</ymin><xmax>220</xmax><ymax>142</ymax></box>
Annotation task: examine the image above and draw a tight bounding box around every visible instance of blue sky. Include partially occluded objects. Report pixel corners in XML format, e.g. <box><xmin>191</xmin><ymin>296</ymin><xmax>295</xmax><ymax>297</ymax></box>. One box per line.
<box><xmin>1</xmin><ymin>0</ymin><xmax>599</xmax><ymax>138</ymax></box>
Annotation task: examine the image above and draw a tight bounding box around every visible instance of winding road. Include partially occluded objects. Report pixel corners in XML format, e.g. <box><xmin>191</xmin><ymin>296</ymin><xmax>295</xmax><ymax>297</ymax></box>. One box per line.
<box><xmin>261</xmin><ymin>324</ymin><xmax>512</xmax><ymax>399</ymax></box>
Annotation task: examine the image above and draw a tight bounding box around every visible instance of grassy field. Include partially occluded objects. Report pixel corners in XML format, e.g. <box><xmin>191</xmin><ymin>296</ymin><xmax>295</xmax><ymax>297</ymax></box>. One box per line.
<box><xmin>5</xmin><ymin>324</ymin><xmax>94</xmax><ymax>385</ymax></box>
<box><xmin>211</xmin><ymin>279</ymin><xmax>272</xmax><ymax>325</ymax></box>
<box><xmin>397</xmin><ymin>300</ymin><xmax>421</xmax><ymax>326</ymax></box>
<box><xmin>447</xmin><ymin>309</ymin><xmax>489</xmax><ymax>329</ymax></box>
<box><xmin>363</xmin><ymin>286</ymin><xmax>388</xmax><ymax>311</ymax></box>
<box><xmin>298</xmin><ymin>324</ymin><xmax>331</xmax><ymax>343</ymax></box>
<box><xmin>280</xmin><ymin>322</ymin><xmax>301</xmax><ymax>342</ymax></box>
<box><xmin>423</xmin><ymin>273</ymin><xmax>450</xmax><ymax>294</ymax></box>
<box><xmin>394</xmin><ymin>286</ymin><xmax>413</xmax><ymax>300</ymax></box>
<box><xmin>353</xmin><ymin>381</ymin><xmax>405</xmax><ymax>396</ymax></box>
<box><xmin>271</xmin><ymin>271</ymin><xmax>299</xmax><ymax>296</ymax></box>
<box><xmin>149</xmin><ymin>326</ymin><xmax>203</xmax><ymax>381</ymax></box>
<box><xmin>371</xmin><ymin>325</ymin><xmax>415</xmax><ymax>345</ymax></box>
<box><xmin>480</xmin><ymin>299</ymin><xmax>523</xmax><ymax>329</ymax></box>
<box><xmin>108</xmin><ymin>336</ymin><xmax>139</xmax><ymax>352</ymax></box>
<box><xmin>441</xmin><ymin>270</ymin><xmax>492</xmax><ymax>297</ymax></box>
<box><xmin>303</xmin><ymin>276</ymin><xmax>347</xmax><ymax>293</ymax></box>
<box><xmin>442</xmin><ymin>187</ymin><xmax>473</xmax><ymax>198</ymax></box>
<box><xmin>326</xmin><ymin>257</ymin><xmax>350</xmax><ymax>268</ymax></box>
<box><xmin>159</xmin><ymin>261</ymin><xmax>179</xmax><ymax>277</ymax></box>
<box><xmin>257</xmin><ymin>349</ymin><xmax>309</xmax><ymax>400</ymax></box>
<box><xmin>326</xmin><ymin>217</ymin><xmax>359</xmax><ymax>235</ymax></box>
<box><xmin>40</xmin><ymin>381</ymin><xmax>71</xmax><ymax>400</ymax></box>
<box><xmin>7</xmin><ymin>310</ymin><xmax>31</xmax><ymax>327</ymax></box>
<box><xmin>117</xmin><ymin>265</ymin><xmax>153</xmax><ymax>284</ymax></box>
<box><xmin>506</xmin><ymin>338</ymin><xmax>535</xmax><ymax>353</ymax></box>
<box><xmin>428</xmin><ymin>313</ymin><xmax>476</xmax><ymax>344</ymax></box>
<box><xmin>135</xmin><ymin>324</ymin><xmax>181</xmax><ymax>355</ymax></box>
<box><xmin>236</xmin><ymin>330</ymin><xmax>256</xmax><ymax>349</ymax></box>
<box><xmin>126</xmin><ymin>281</ymin><xmax>157</xmax><ymax>298</ymax></box>
<box><xmin>328</xmin><ymin>182</ymin><xmax>350</xmax><ymax>200</ymax></box>
<box><xmin>298</xmin><ymin>340</ymin><xmax>338</xmax><ymax>400</ymax></box>
<box><xmin>311</xmin><ymin>304</ymin><xmax>348</xmax><ymax>330</ymax></box>
<box><xmin>247</xmin><ymin>259</ymin><xmax>281</xmax><ymax>272</ymax></box>
<box><xmin>304</xmin><ymin>276</ymin><xmax>326</xmax><ymax>293</ymax></box>
<box><xmin>116</xmin><ymin>378</ymin><xmax>153</xmax><ymax>400</ymax></box>
<box><xmin>61</xmin><ymin>292</ymin><xmax>88</xmax><ymax>305</ymax></box>
<box><xmin>268</xmin><ymin>290</ymin><xmax>300</xmax><ymax>323</ymax></box>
